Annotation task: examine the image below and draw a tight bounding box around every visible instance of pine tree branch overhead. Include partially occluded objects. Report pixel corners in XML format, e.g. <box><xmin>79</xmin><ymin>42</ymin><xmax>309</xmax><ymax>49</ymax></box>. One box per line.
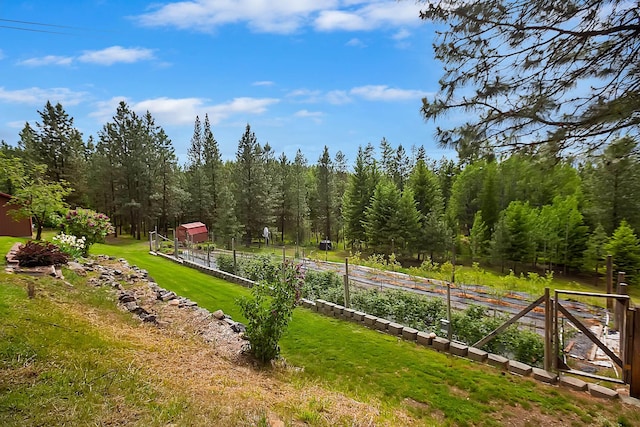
<box><xmin>419</xmin><ymin>0</ymin><xmax>640</xmax><ymax>156</ymax></box>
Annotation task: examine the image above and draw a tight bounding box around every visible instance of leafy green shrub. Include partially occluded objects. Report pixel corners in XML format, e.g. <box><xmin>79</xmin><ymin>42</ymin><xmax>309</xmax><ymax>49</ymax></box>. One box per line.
<box><xmin>62</xmin><ymin>208</ymin><xmax>114</xmax><ymax>255</ymax></box>
<box><xmin>451</xmin><ymin>304</ymin><xmax>544</xmax><ymax>366</ymax></box>
<box><xmin>15</xmin><ymin>241</ymin><xmax>69</xmax><ymax>267</ymax></box>
<box><xmin>216</xmin><ymin>253</ymin><xmax>236</xmax><ymax>273</ymax></box>
<box><xmin>241</xmin><ymin>254</ymin><xmax>280</xmax><ymax>283</ymax></box>
<box><xmin>237</xmin><ymin>261</ymin><xmax>303</xmax><ymax>363</ymax></box>
<box><xmin>302</xmin><ymin>270</ymin><xmax>344</xmax><ymax>302</ymax></box>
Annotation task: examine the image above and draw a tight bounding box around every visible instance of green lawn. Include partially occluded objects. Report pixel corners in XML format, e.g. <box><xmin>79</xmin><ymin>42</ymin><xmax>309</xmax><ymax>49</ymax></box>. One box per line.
<box><xmin>89</xmin><ymin>236</ymin><xmax>638</xmax><ymax>426</ymax></box>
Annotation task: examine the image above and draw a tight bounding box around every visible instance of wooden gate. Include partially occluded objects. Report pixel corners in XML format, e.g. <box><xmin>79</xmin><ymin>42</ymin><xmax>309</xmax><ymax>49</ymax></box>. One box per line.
<box><xmin>473</xmin><ymin>287</ymin><xmax>639</xmax><ymax>398</ymax></box>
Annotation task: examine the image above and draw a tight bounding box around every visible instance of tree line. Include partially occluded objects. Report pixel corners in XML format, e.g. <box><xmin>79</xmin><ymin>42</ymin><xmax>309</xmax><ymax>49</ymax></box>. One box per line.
<box><xmin>2</xmin><ymin>101</ymin><xmax>640</xmax><ymax>282</ymax></box>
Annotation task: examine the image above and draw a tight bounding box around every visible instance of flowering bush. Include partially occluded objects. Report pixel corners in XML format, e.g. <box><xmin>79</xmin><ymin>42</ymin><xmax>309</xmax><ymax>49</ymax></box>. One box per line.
<box><xmin>62</xmin><ymin>208</ymin><xmax>114</xmax><ymax>255</ymax></box>
<box><xmin>52</xmin><ymin>232</ymin><xmax>86</xmax><ymax>260</ymax></box>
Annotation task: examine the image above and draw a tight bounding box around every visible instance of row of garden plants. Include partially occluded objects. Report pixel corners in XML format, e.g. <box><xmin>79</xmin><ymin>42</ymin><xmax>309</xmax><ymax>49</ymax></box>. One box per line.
<box><xmin>218</xmin><ymin>253</ymin><xmax>544</xmax><ymax>366</ymax></box>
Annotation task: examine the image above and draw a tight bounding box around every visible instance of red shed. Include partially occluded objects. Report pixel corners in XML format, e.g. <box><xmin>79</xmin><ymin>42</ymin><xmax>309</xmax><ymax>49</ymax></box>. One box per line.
<box><xmin>0</xmin><ymin>192</ymin><xmax>32</xmax><ymax>237</ymax></box>
<box><xmin>177</xmin><ymin>222</ymin><xmax>208</xmax><ymax>243</ymax></box>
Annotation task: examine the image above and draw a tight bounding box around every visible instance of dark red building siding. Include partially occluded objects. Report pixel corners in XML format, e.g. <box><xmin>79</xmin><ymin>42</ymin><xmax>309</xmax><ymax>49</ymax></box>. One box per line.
<box><xmin>0</xmin><ymin>193</ymin><xmax>32</xmax><ymax>238</ymax></box>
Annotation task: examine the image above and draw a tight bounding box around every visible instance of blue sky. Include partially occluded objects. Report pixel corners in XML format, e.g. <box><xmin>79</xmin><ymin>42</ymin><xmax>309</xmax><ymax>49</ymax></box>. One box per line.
<box><xmin>0</xmin><ymin>0</ymin><xmax>454</xmax><ymax>165</ymax></box>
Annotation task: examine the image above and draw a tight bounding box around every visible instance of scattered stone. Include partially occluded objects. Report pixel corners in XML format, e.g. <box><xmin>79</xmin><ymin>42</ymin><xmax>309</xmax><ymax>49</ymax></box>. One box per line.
<box><xmin>231</xmin><ymin>323</ymin><xmax>246</xmax><ymax>333</ymax></box>
<box><xmin>169</xmin><ymin>299</ymin><xmax>180</xmax><ymax>306</ymax></box>
<box><xmin>141</xmin><ymin>314</ymin><xmax>157</xmax><ymax>323</ymax></box>
<box><xmin>67</xmin><ymin>261</ymin><xmax>87</xmax><ymax>276</ymax></box>
<box><xmin>124</xmin><ymin>301</ymin><xmax>139</xmax><ymax>312</ymax></box>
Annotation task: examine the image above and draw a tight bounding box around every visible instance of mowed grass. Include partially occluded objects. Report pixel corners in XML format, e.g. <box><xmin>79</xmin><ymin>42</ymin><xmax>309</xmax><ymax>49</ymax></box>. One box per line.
<box><xmin>91</xmin><ymin>237</ymin><xmax>639</xmax><ymax>426</ymax></box>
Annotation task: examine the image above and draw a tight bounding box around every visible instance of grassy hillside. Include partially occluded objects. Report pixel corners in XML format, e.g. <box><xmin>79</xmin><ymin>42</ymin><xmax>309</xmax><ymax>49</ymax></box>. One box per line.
<box><xmin>0</xmin><ymin>235</ymin><xmax>638</xmax><ymax>426</ymax></box>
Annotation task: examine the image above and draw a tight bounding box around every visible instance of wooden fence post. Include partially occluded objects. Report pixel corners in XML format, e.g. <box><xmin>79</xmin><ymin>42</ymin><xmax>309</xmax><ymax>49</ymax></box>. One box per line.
<box><xmin>343</xmin><ymin>258</ymin><xmax>350</xmax><ymax>309</ymax></box>
<box><xmin>174</xmin><ymin>237</ymin><xmax>178</xmax><ymax>258</ymax></box>
<box><xmin>615</xmin><ymin>272</ymin><xmax>626</xmax><ymax>331</ymax></box>
<box><xmin>544</xmin><ymin>288</ymin><xmax>553</xmax><ymax>372</ymax></box>
<box><xmin>625</xmin><ymin>308</ymin><xmax>635</xmax><ymax>385</ymax></box>
<box><xmin>630</xmin><ymin>308</ymin><xmax>640</xmax><ymax>398</ymax></box>
<box><xmin>606</xmin><ymin>256</ymin><xmax>613</xmax><ymax>311</ymax></box>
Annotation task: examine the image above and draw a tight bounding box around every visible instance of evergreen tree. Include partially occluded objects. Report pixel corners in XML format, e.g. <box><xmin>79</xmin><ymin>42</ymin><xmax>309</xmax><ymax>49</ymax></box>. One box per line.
<box><xmin>19</xmin><ymin>101</ymin><xmax>87</xmax><ymax>207</ymax></box>
<box><xmin>234</xmin><ymin>124</ymin><xmax>268</xmax><ymax>246</ymax></box>
<box><xmin>420</xmin><ymin>0</ymin><xmax>640</xmax><ymax>154</ymax></box>
<box><xmin>202</xmin><ymin>114</ymin><xmax>222</xmax><ymax>233</ymax></box>
<box><xmin>583</xmin><ymin>224</ymin><xmax>609</xmax><ymax>285</ymax></box>
<box><xmin>469</xmin><ymin>210</ymin><xmax>488</xmax><ymax>261</ymax></box>
<box><xmin>185</xmin><ymin>115</ymin><xmax>209</xmax><ymax>223</ymax></box>
<box><xmin>343</xmin><ymin>147</ymin><xmax>377</xmax><ymax>248</ymax></box>
<box><xmin>605</xmin><ymin>220</ymin><xmax>640</xmax><ymax>285</ymax></box>
<box><xmin>315</xmin><ymin>146</ymin><xmax>334</xmax><ymax>241</ymax></box>
<box><xmin>291</xmin><ymin>149</ymin><xmax>309</xmax><ymax>246</ymax></box>
<box><xmin>582</xmin><ymin>137</ymin><xmax>640</xmax><ymax>234</ymax></box>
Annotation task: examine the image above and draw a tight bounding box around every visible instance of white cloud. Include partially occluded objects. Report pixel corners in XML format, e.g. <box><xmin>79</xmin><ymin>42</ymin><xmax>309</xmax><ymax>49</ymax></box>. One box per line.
<box><xmin>314</xmin><ymin>2</ymin><xmax>422</xmax><ymax>31</ymax></box>
<box><xmin>350</xmin><ymin>85</ymin><xmax>429</xmax><ymax>101</ymax></box>
<box><xmin>78</xmin><ymin>46</ymin><xmax>155</xmax><ymax>65</ymax></box>
<box><xmin>207</xmin><ymin>97</ymin><xmax>280</xmax><ymax>124</ymax></box>
<box><xmin>392</xmin><ymin>28</ymin><xmax>411</xmax><ymax>40</ymax></box>
<box><xmin>90</xmin><ymin>96</ymin><xmax>279</xmax><ymax>126</ymax></box>
<box><xmin>0</xmin><ymin>49</ymin><xmax>5</xmax><ymax>60</ymax></box>
<box><xmin>136</xmin><ymin>0</ymin><xmax>338</xmax><ymax>34</ymax></box>
<box><xmin>18</xmin><ymin>55</ymin><xmax>74</xmax><ymax>66</ymax></box>
<box><xmin>294</xmin><ymin>109</ymin><xmax>324</xmax><ymax>124</ymax></box>
<box><xmin>134</xmin><ymin>0</ymin><xmax>423</xmax><ymax>34</ymax></box>
<box><xmin>294</xmin><ymin>109</ymin><xmax>323</xmax><ymax>118</ymax></box>
<box><xmin>326</xmin><ymin>90</ymin><xmax>351</xmax><ymax>104</ymax></box>
<box><xmin>0</xmin><ymin>86</ymin><xmax>88</xmax><ymax>106</ymax></box>
<box><xmin>252</xmin><ymin>80</ymin><xmax>275</xmax><ymax>86</ymax></box>
<box><xmin>346</xmin><ymin>38</ymin><xmax>366</xmax><ymax>47</ymax></box>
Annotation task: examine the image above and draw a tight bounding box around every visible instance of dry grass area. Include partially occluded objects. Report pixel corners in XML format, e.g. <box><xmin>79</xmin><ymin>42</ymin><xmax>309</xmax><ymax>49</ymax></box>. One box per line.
<box><xmin>58</xmin><ymin>262</ymin><xmax>422</xmax><ymax>426</ymax></box>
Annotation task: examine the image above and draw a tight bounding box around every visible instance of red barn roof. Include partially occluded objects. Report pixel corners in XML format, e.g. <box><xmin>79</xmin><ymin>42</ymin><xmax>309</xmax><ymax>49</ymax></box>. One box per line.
<box><xmin>177</xmin><ymin>222</ymin><xmax>208</xmax><ymax>243</ymax></box>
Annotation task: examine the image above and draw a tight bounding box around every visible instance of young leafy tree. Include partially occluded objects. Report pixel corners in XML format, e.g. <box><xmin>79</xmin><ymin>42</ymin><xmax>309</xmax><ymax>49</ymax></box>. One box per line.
<box><xmin>605</xmin><ymin>220</ymin><xmax>640</xmax><ymax>285</ymax></box>
<box><xmin>237</xmin><ymin>261</ymin><xmax>303</xmax><ymax>363</ymax></box>
<box><xmin>420</xmin><ymin>1</ymin><xmax>640</xmax><ymax>155</ymax></box>
<box><xmin>1</xmin><ymin>155</ymin><xmax>71</xmax><ymax>240</ymax></box>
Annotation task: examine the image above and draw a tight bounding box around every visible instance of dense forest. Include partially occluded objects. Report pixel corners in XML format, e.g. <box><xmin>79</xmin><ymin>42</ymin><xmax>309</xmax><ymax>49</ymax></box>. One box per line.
<box><xmin>1</xmin><ymin>101</ymin><xmax>640</xmax><ymax>283</ymax></box>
